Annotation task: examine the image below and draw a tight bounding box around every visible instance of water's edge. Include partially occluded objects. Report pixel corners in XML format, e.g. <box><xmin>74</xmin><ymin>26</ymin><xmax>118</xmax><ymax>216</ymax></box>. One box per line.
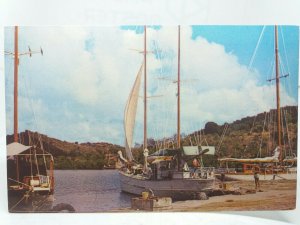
<box><xmin>54</xmin><ymin>170</ymin><xmax>132</xmax><ymax>212</ymax></box>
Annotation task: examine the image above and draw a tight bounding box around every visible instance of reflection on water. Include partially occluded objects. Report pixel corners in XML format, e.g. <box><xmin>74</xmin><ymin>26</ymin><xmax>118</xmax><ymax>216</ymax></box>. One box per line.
<box><xmin>54</xmin><ymin>170</ymin><xmax>131</xmax><ymax>212</ymax></box>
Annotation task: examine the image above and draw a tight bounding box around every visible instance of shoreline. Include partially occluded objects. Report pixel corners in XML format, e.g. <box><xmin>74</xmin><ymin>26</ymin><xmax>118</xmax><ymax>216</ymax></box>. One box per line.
<box><xmin>111</xmin><ymin>179</ymin><xmax>296</xmax><ymax>212</ymax></box>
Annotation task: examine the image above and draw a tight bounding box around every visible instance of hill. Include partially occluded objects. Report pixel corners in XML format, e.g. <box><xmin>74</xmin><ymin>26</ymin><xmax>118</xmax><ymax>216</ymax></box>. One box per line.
<box><xmin>6</xmin><ymin>106</ymin><xmax>297</xmax><ymax>169</ymax></box>
<box><xmin>181</xmin><ymin>105</ymin><xmax>298</xmax><ymax>166</ymax></box>
<box><xmin>6</xmin><ymin>131</ymin><xmax>125</xmax><ymax>169</ymax></box>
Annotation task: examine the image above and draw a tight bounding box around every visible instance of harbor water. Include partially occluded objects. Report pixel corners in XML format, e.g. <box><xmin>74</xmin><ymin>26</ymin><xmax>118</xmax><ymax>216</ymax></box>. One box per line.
<box><xmin>53</xmin><ymin>170</ymin><xmax>132</xmax><ymax>212</ymax></box>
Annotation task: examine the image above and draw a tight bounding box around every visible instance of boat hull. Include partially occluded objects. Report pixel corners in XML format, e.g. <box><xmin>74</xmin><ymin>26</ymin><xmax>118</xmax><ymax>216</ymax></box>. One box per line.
<box><xmin>119</xmin><ymin>171</ymin><xmax>215</xmax><ymax>199</ymax></box>
<box><xmin>8</xmin><ymin>189</ymin><xmax>54</xmax><ymax>212</ymax></box>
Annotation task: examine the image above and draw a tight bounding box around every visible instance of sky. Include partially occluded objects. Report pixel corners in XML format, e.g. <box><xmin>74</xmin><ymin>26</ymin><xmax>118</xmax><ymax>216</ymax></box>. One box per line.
<box><xmin>4</xmin><ymin>26</ymin><xmax>299</xmax><ymax>146</ymax></box>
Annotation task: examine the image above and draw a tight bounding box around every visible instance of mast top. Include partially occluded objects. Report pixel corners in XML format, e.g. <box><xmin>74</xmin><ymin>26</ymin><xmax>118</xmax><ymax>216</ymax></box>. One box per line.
<box><xmin>7</xmin><ymin>26</ymin><xmax>43</xmax><ymax>143</ymax></box>
<box><xmin>274</xmin><ymin>25</ymin><xmax>283</xmax><ymax>162</ymax></box>
<box><xmin>177</xmin><ymin>25</ymin><xmax>181</xmax><ymax>148</ymax></box>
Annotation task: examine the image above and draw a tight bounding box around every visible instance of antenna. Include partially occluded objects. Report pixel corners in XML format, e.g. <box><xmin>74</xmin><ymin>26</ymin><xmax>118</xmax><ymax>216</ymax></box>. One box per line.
<box><xmin>4</xmin><ymin>26</ymin><xmax>43</xmax><ymax>143</ymax></box>
<box><xmin>129</xmin><ymin>48</ymin><xmax>159</xmax><ymax>55</ymax></box>
<box><xmin>6</xmin><ymin>46</ymin><xmax>44</xmax><ymax>58</ymax></box>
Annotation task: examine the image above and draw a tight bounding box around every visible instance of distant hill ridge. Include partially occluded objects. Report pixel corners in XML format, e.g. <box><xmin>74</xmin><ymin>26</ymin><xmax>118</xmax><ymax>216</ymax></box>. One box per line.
<box><xmin>6</xmin><ymin>105</ymin><xmax>297</xmax><ymax>169</ymax></box>
<box><xmin>188</xmin><ymin>105</ymin><xmax>297</xmax><ymax>159</ymax></box>
<box><xmin>6</xmin><ymin>131</ymin><xmax>124</xmax><ymax>169</ymax></box>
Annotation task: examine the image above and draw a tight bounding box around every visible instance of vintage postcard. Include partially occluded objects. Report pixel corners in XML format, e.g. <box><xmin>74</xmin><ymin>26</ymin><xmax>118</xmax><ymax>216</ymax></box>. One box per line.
<box><xmin>5</xmin><ymin>26</ymin><xmax>298</xmax><ymax>212</ymax></box>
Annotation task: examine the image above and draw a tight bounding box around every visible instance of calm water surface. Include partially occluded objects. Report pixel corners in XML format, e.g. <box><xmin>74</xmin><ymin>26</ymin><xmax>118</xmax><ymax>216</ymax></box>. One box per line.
<box><xmin>54</xmin><ymin>170</ymin><xmax>132</xmax><ymax>212</ymax></box>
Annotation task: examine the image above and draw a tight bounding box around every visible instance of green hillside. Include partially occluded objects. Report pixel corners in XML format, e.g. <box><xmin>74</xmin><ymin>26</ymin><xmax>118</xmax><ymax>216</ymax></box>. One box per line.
<box><xmin>6</xmin><ymin>131</ymin><xmax>124</xmax><ymax>169</ymax></box>
<box><xmin>7</xmin><ymin>106</ymin><xmax>297</xmax><ymax>169</ymax></box>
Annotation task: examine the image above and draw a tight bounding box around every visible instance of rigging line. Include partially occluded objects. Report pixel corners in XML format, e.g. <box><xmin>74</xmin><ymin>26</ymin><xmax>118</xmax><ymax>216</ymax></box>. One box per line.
<box><xmin>199</xmin><ymin>128</ymin><xmax>203</xmax><ymax>145</ymax></box>
<box><xmin>268</xmin><ymin>58</ymin><xmax>276</xmax><ymax>86</ymax></box>
<box><xmin>202</xmin><ymin>129</ymin><xmax>209</xmax><ymax>146</ymax></box>
<box><xmin>195</xmin><ymin>128</ymin><xmax>200</xmax><ymax>146</ymax></box>
<box><xmin>217</xmin><ymin>123</ymin><xmax>228</xmax><ymax>154</ymax></box>
<box><xmin>196</xmin><ymin>129</ymin><xmax>200</xmax><ymax>146</ymax></box>
<box><xmin>194</xmin><ymin>128</ymin><xmax>199</xmax><ymax>146</ymax></box>
<box><xmin>269</xmin><ymin>62</ymin><xmax>276</xmax><ymax>150</ymax></box>
<box><xmin>270</xmin><ymin>111</ymin><xmax>275</xmax><ymax>155</ymax></box>
<box><xmin>280</xmin><ymin>26</ymin><xmax>291</xmax><ymax>75</ymax></box>
<box><xmin>23</xmin><ymin>71</ymin><xmax>48</xmax><ymax>171</ymax></box>
<box><xmin>200</xmin><ymin>128</ymin><xmax>204</xmax><ymax>146</ymax></box>
<box><xmin>268</xmin><ymin>112</ymin><xmax>272</xmax><ymax>156</ymax></box>
<box><xmin>19</xmin><ymin>133</ymin><xmax>23</xmax><ymax>145</ymax></box>
<box><xmin>193</xmin><ymin>131</ymin><xmax>198</xmax><ymax>146</ymax></box>
<box><xmin>148</xmin><ymin>40</ymin><xmax>157</xmax><ymax>144</ymax></box>
<box><xmin>248</xmin><ymin>26</ymin><xmax>266</xmax><ymax>71</ymax></box>
<box><xmin>279</xmin><ymin>54</ymin><xmax>287</xmax><ymax>75</ymax></box>
<box><xmin>271</xmin><ymin>108</ymin><xmax>276</xmax><ymax>150</ymax></box>
<box><xmin>9</xmin><ymin>194</ymin><xmax>28</xmax><ymax>211</ymax></box>
<box><xmin>188</xmin><ymin>134</ymin><xmax>193</xmax><ymax>146</ymax></box>
<box><xmin>280</xmin><ymin>108</ymin><xmax>287</xmax><ymax>158</ymax></box>
<box><xmin>280</xmin><ymin>26</ymin><xmax>294</xmax><ymax>98</ymax></box>
<box><xmin>154</xmin><ymin>38</ymin><xmax>170</xmax><ymax>149</ymax></box>
<box><xmin>34</xmin><ymin>146</ymin><xmax>40</xmax><ymax>175</ymax></box>
<box><xmin>153</xmin><ymin>39</ymin><xmax>168</xmax><ymax>145</ymax></box>
<box><xmin>279</xmin><ymin>54</ymin><xmax>293</xmax><ymax>98</ymax></box>
<box><xmin>189</xmin><ymin>123</ymin><xmax>197</xmax><ymax>146</ymax></box>
<box><xmin>159</xmin><ymin>87</ymin><xmax>168</xmax><ymax>145</ymax></box>
<box><xmin>188</xmin><ymin>136</ymin><xmax>193</xmax><ymax>146</ymax></box>
<box><xmin>168</xmin><ymin>82</ymin><xmax>178</xmax><ymax>146</ymax></box>
<box><xmin>269</xmin><ymin>110</ymin><xmax>274</xmax><ymax>154</ymax></box>
<box><xmin>278</xmin><ymin>54</ymin><xmax>291</xmax><ymax>99</ymax></box>
<box><xmin>158</xmin><ymin>45</ymin><xmax>172</xmax><ymax>144</ymax></box>
<box><xmin>5</xmin><ymin>52</ymin><xmax>13</xmax><ymax>107</ymax></box>
<box><xmin>29</xmin><ymin>134</ymin><xmax>33</xmax><ymax>178</ymax></box>
<box><xmin>257</xmin><ymin>112</ymin><xmax>267</xmax><ymax>158</ymax></box>
<box><xmin>22</xmin><ymin>73</ymin><xmax>37</xmax><ymax>146</ymax></box>
<box><xmin>152</xmin><ymin>121</ymin><xmax>158</xmax><ymax>151</ymax></box>
<box><xmin>249</xmin><ymin>114</ymin><xmax>257</xmax><ymax>134</ymax></box>
<box><xmin>283</xmin><ymin>109</ymin><xmax>293</xmax><ymax>156</ymax></box>
<box><xmin>266</xmin><ymin>55</ymin><xmax>275</xmax><ymax>82</ymax></box>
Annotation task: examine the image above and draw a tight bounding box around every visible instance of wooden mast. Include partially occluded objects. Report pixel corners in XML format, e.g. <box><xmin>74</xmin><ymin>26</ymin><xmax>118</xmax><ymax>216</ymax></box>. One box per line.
<box><xmin>177</xmin><ymin>25</ymin><xmax>181</xmax><ymax>148</ymax></box>
<box><xmin>144</xmin><ymin>25</ymin><xmax>147</xmax><ymax>150</ymax></box>
<box><xmin>275</xmin><ymin>25</ymin><xmax>282</xmax><ymax>162</ymax></box>
<box><xmin>14</xmin><ymin>26</ymin><xmax>19</xmax><ymax>143</ymax></box>
<box><xmin>13</xmin><ymin>26</ymin><xmax>20</xmax><ymax>182</ymax></box>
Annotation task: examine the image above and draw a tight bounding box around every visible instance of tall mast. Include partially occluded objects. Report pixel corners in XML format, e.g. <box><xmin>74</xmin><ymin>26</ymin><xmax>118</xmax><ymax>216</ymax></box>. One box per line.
<box><xmin>177</xmin><ymin>25</ymin><xmax>181</xmax><ymax>148</ymax></box>
<box><xmin>14</xmin><ymin>26</ymin><xmax>19</xmax><ymax>143</ymax></box>
<box><xmin>275</xmin><ymin>25</ymin><xmax>282</xmax><ymax>162</ymax></box>
<box><xmin>144</xmin><ymin>25</ymin><xmax>147</xmax><ymax>150</ymax></box>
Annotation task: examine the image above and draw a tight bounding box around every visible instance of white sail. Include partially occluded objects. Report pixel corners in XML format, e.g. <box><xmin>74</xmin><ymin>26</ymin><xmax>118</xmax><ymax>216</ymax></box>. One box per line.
<box><xmin>124</xmin><ymin>63</ymin><xmax>144</xmax><ymax>161</ymax></box>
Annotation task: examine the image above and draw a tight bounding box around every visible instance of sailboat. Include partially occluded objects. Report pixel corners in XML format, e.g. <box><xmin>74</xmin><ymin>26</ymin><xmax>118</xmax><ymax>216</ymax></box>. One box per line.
<box><xmin>217</xmin><ymin>26</ymin><xmax>297</xmax><ymax>180</ymax></box>
<box><xmin>118</xmin><ymin>26</ymin><xmax>215</xmax><ymax>200</ymax></box>
<box><xmin>6</xmin><ymin>26</ymin><xmax>55</xmax><ymax>212</ymax></box>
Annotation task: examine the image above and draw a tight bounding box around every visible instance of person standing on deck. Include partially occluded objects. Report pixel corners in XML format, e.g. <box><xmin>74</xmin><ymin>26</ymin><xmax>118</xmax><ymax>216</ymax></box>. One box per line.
<box><xmin>254</xmin><ymin>171</ymin><xmax>260</xmax><ymax>190</ymax></box>
<box><xmin>192</xmin><ymin>158</ymin><xmax>200</xmax><ymax>178</ymax></box>
<box><xmin>220</xmin><ymin>172</ymin><xmax>225</xmax><ymax>183</ymax></box>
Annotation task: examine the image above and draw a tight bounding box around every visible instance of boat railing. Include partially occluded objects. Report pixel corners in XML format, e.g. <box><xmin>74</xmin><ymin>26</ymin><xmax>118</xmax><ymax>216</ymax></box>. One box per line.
<box><xmin>22</xmin><ymin>175</ymin><xmax>50</xmax><ymax>188</ymax></box>
<box><xmin>215</xmin><ymin>167</ymin><xmax>240</xmax><ymax>174</ymax></box>
<box><xmin>194</xmin><ymin>167</ymin><xmax>215</xmax><ymax>179</ymax></box>
<box><xmin>217</xmin><ymin>166</ymin><xmax>298</xmax><ymax>175</ymax></box>
<box><xmin>38</xmin><ymin>175</ymin><xmax>50</xmax><ymax>187</ymax></box>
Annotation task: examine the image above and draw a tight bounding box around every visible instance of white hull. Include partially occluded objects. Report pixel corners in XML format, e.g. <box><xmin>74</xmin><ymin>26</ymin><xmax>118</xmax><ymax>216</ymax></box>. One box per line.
<box><xmin>119</xmin><ymin>171</ymin><xmax>215</xmax><ymax>199</ymax></box>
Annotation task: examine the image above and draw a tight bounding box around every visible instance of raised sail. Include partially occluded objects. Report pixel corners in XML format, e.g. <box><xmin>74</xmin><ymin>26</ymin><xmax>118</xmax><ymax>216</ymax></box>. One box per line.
<box><xmin>124</xmin><ymin>63</ymin><xmax>144</xmax><ymax>161</ymax></box>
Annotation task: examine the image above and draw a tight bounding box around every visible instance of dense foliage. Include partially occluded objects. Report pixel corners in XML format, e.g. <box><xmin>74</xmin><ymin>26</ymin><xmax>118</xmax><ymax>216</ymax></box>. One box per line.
<box><xmin>7</xmin><ymin>106</ymin><xmax>297</xmax><ymax>169</ymax></box>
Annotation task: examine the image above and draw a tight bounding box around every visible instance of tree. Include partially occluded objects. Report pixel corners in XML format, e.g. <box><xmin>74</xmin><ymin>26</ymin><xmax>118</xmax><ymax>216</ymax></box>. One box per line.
<box><xmin>204</xmin><ymin>122</ymin><xmax>220</xmax><ymax>134</ymax></box>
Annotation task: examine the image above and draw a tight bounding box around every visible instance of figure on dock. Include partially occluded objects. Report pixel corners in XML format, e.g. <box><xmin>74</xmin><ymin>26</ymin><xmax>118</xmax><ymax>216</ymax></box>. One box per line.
<box><xmin>254</xmin><ymin>171</ymin><xmax>260</xmax><ymax>190</ymax></box>
<box><xmin>191</xmin><ymin>158</ymin><xmax>200</xmax><ymax>178</ymax></box>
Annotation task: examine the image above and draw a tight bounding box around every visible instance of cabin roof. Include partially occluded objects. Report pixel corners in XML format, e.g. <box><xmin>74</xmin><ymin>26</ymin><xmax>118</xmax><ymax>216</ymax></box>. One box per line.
<box><xmin>7</xmin><ymin>142</ymin><xmax>52</xmax><ymax>157</ymax></box>
<box><xmin>7</xmin><ymin>142</ymin><xmax>31</xmax><ymax>156</ymax></box>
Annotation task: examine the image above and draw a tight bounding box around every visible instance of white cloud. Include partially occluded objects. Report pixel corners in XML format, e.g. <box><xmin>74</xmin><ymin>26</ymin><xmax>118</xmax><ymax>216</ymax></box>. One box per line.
<box><xmin>5</xmin><ymin>26</ymin><xmax>297</xmax><ymax>145</ymax></box>
<box><xmin>136</xmin><ymin>26</ymin><xmax>297</xmax><ymax>141</ymax></box>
